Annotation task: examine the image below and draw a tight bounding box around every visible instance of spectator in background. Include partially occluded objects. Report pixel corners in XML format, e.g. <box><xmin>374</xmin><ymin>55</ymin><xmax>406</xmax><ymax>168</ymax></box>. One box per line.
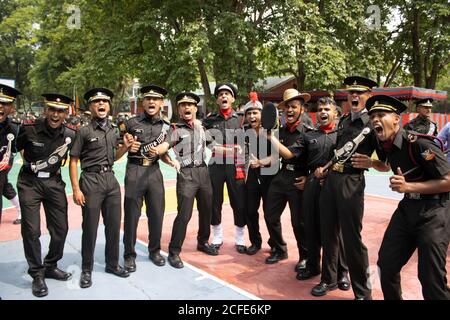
<box><xmin>437</xmin><ymin>122</ymin><xmax>450</xmax><ymax>162</ymax></box>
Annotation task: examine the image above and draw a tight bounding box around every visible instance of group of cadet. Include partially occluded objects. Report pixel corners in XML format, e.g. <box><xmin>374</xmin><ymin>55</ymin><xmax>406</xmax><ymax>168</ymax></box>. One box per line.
<box><xmin>0</xmin><ymin>74</ymin><xmax>448</xmax><ymax>300</ymax></box>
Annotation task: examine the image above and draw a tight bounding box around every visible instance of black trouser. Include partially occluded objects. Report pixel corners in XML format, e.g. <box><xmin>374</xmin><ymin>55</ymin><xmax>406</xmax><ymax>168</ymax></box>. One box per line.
<box><xmin>123</xmin><ymin>163</ymin><xmax>165</xmax><ymax>258</ymax></box>
<box><xmin>378</xmin><ymin>197</ymin><xmax>450</xmax><ymax>300</ymax></box>
<box><xmin>169</xmin><ymin>166</ymin><xmax>212</xmax><ymax>255</ymax></box>
<box><xmin>302</xmin><ymin>173</ymin><xmax>348</xmax><ymax>275</ymax></box>
<box><xmin>17</xmin><ymin>170</ymin><xmax>68</xmax><ymax>278</ymax></box>
<box><xmin>320</xmin><ymin>171</ymin><xmax>371</xmax><ymax>299</ymax></box>
<box><xmin>0</xmin><ymin>169</ymin><xmax>7</xmax><ymax>223</ymax></box>
<box><xmin>209</xmin><ymin>163</ymin><xmax>245</xmax><ymax>227</ymax></box>
<box><xmin>245</xmin><ymin>169</ymin><xmax>273</xmax><ymax>248</ymax></box>
<box><xmin>80</xmin><ymin>171</ymin><xmax>121</xmax><ymax>271</ymax></box>
<box><xmin>264</xmin><ymin>168</ymin><xmax>307</xmax><ymax>259</ymax></box>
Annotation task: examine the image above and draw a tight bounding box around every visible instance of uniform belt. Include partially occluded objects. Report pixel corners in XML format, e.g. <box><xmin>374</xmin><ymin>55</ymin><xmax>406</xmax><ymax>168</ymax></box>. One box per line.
<box><xmin>83</xmin><ymin>165</ymin><xmax>113</xmax><ymax>173</ymax></box>
<box><xmin>181</xmin><ymin>161</ymin><xmax>206</xmax><ymax>168</ymax></box>
<box><xmin>128</xmin><ymin>158</ymin><xmax>154</xmax><ymax>167</ymax></box>
<box><xmin>404</xmin><ymin>193</ymin><xmax>444</xmax><ymax>200</ymax></box>
<box><xmin>23</xmin><ymin>166</ymin><xmax>60</xmax><ymax>178</ymax></box>
<box><xmin>330</xmin><ymin>163</ymin><xmax>363</xmax><ymax>174</ymax></box>
<box><xmin>281</xmin><ymin>164</ymin><xmax>297</xmax><ymax>171</ymax></box>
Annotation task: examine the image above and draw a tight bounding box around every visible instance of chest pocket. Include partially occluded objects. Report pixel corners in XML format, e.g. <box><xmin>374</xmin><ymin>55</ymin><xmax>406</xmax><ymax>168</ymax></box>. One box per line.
<box><xmin>86</xmin><ymin>136</ymin><xmax>102</xmax><ymax>150</ymax></box>
<box><xmin>30</xmin><ymin>141</ymin><xmax>46</xmax><ymax>157</ymax></box>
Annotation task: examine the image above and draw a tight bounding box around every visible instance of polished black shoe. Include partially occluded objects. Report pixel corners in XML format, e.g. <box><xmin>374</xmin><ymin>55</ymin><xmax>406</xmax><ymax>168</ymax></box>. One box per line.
<box><xmin>311</xmin><ymin>282</ymin><xmax>338</xmax><ymax>297</ymax></box>
<box><xmin>45</xmin><ymin>267</ymin><xmax>72</xmax><ymax>281</ymax></box>
<box><xmin>124</xmin><ymin>257</ymin><xmax>136</xmax><ymax>273</ymax></box>
<box><xmin>338</xmin><ymin>274</ymin><xmax>351</xmax><ymax>291</ymax></box>
<box><xmin>168</xmin><ymin>254</ymin><xmax>184</xmax><ymax>269</ymax></box>
<box><xmin>105</xmin><ymin>265</ymin><xmax>130</xmax><ymax>278</ymax></box>
<box><xmin>296</xmin><ymin>269</ymin><xmax>320</xmax><ymax>280</ymax></box>
<box><xmin>197</xmin><ymin>243</ymin><xmax>219</xmax><ymax>256</ymax></box>
<box><xmin>149</xmin><ymin>251</ymin><xmax>166</xmax><ymax>266</ymax></box>
<box><xmin>235</xmin><ymin>245</ymin><xmax>247</xmax><ymax>254</ymax></box>
<box><xmin>265</xmin><ymin>251</ymin><xmax>288</xmax><ymax>264</ymax></box>
<box><xmin>79</xmin><ymin>271</ymin><xmax>92</xmax><ymax>289</ymax></box>
<box><xmin>294</xmin><ymin>259</ymin><xmax>307</xmax><ymax>273</ymax></box>
<box><xmin>13</xmin><ymin>218</ymin><xmax>21</xmax><ymax>225</ymax></box>
<box><xmin>32</xmin><ymin>276</ymin><xmax>48</xmax><ymax>297</ymax></box>
<box><xmin>245</xmin><ymin>244</ymin><xmax>261</xmax><ymax>256</ymax></box>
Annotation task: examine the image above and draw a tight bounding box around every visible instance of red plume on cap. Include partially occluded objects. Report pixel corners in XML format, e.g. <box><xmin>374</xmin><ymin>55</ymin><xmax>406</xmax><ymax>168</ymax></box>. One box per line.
<box><xmin>249</xmin><ymin>91</ymin><xmax>258</xmax><ymax>103</ymax></box>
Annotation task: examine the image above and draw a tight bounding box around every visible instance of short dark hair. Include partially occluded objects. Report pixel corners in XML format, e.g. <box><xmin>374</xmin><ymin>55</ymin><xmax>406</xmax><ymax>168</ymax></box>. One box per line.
<box><xmin>317</xmin><ymin>97</ymin><xmax>337</xmax><ymax>107</ymax></box>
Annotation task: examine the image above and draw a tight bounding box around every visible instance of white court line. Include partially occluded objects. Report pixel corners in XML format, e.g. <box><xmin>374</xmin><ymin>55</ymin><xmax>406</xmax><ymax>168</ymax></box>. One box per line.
<box><xmin>134</xmin><ymin>237</ymin><xmax>261</xmax><ymax>300</ymax></box>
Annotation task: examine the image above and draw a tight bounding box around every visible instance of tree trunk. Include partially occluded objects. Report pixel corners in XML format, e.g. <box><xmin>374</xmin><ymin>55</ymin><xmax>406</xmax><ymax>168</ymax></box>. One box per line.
<box><xmin>426</xmin><ymin>46</ymin><xmax>441</xmax><ymax>89</ymax></box>
<box><xmin>197</xmin><ymin>57</ymin><xmax>212</xmax><ymax>114</ymax></box>
<box><xmin>411</xmin><ymin>8</ymin><xmax>423</xmax><ymax>87</ymax></box>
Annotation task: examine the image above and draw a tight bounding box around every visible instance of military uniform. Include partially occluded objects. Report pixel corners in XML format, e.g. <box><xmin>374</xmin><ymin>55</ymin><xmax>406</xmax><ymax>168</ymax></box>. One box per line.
<box><xmin>70</xmin><ymin>88</ymin><xmax>125</xmax><ymax>276</ymax></box>
<box><xmin>404</xmin><ymin>115</ymin><xmax>438</xmax><ymax>136</ymax></box>
<box><xmin>290</xmin><ymin>126</ymin><xmax>348</xmax><ymax>280</ymax></box>
<box><xmin>318</xmin><ymin>76</ymin><xmax>379</xmax><ymax>299</ymax></box>
<box><xmin>367</xmin><ymin>95</ymin><xmax>450</xmax><ymax>300</ymax></box>
<box><xmin>264</xmin><ymin>118</ymin><xmax>309</xmax><ymax>263</ymax></box>
<box><xmin>0</xmin><ymin>84</ymin><xmax>21</xmax><ymax>223</ymax></box>
<box><xmin>203</xmin><ymin>85</ymin><xmax>246</xmax><ymax>247</ymax></box>
<box><xmin>123</xmin><ymin>113</ymin><xmax>169</xmax><ymax>261</ymax></box>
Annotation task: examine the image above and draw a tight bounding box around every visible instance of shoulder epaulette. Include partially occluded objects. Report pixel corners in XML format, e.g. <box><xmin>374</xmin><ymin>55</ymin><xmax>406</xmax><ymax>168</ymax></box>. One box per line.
<box><xmin>207</xmin><ymin>112</ymin><xmax>218</xmax><ymax>118</ymax></box>
<box><xmin>22</xmin><ymin>119</ymin><xmax>36</xmax><ymax>125</ymax></box>
<box><xmin>64</xmin><ymin>123</ymin><xmax>77</xmax><ymax>131</ymax></box>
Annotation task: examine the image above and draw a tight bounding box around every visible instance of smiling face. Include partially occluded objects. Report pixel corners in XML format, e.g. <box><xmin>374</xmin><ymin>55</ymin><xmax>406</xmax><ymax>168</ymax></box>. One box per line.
<box><xmin>317</xmin><ymin>103</ymin><xmax>337</xmax><ymax>126</ymax></box>
<box><xmin>178</xmin><ymin>102</ymin><xmax>197</xmax><ymax>122</ymax></box>
<box><xmin>143</xmin><ymin>96</ymin><xmax>163</xmax><ymax>117</ymax></box>
<box><xmin>45</xmin><ymin>106</ymin><xmax>68</xmax><ymax>128</ymax></box>
<box><xmin>245</xmin><ymin>109</ymin><xmax>261</xmax><ymax>130</ymax></box>
<box><xmin>370</xmin><ymin>111</ymin><xmax>400</xmax><ymax>142</ymax></box>
<box><xmin>89</xmin><ymin>99</ymin><xmax>110</xmax><ymax>119</ymax></box>
<box><xmin>347</xmin><ymin>90</ymin><xmax>371</xmax><ymax>113</ymax></box>
<box><xmin>283</xmin><ymin>99</ymin><xmax>302</xmax><ymax>125</ymax></box>
<box><xmin>0</xmin><ymin>101</ymin><xmax>14</xmax><ymax>123</ymax></box>
<box><xmin>216</xmin><ymin>90</ymin><xmax>235</xmax><ymax>110</ymax></box>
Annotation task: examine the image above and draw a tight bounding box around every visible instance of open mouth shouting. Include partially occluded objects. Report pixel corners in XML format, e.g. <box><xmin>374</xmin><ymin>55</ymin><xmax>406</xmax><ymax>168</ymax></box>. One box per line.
<box><xmin>318</xmin><ymin>113</ymin><xmax>329</xmax><ymax>125</ymax></box>
<box><xmin>286</xmin><ymin>111</ymin><xmax>297</xmax><ymax>123</ymax></box>
<box><xmin>0</xmin><ymin>110</ymin><xmax>5</xmax><ymax>121</ymax></box>
<box><xmin>97</xmin><ymin>105</ymin><xmax>107</xmax><ymax>118</ymax></box>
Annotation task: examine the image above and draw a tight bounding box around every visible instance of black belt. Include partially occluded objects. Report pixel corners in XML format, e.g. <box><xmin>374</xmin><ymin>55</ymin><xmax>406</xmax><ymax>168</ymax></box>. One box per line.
<box><xmin>181</xmin><ymin>162</ymin><xmax>206</xmax><ymax>169</ymax></box>
<box><xmin>404</xmin><ymin>193</ymin><xmax>446</xmax><ymax>200</ymax></box>
<box><xmin>330</xmin><ymin>163</ymin><xmax>363</xmax><ymax>175</ymax></box>
<box><xmin>83</xmin><ymin>165</ymin><xmax>113</xmax><ymax>173</ymax></box>
<box><xmin>128</xmin><ymin>158</ymin><xmax>155</xmax><ymax>167</ymax></box>
<box><xmin>22</xmin><ymin>166</ymin><xmax>60</xmax><ymax>178</ymax></box>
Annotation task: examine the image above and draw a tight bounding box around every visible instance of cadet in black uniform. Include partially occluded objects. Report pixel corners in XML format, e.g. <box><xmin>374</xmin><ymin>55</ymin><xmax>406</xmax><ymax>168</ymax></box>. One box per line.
<box><xmin>70</xmin><ymin>88</ymin><xmax>132</xmax><ymax>288</ymax></box>
<box><xmin>242</xmin><ymin>93</ymin><xmax>275</xmax><ymax>255</ymax></box>
<box><xmin>314</xmin><ymin>77</ymin><xmax>389</xmax><ymax>299</ymax></box>
<box><xmin>264</xmin><ymin>88</ymin><xmax>311</xmax><ymax>270</ymax></box>
<box><xmin>203</xmin><ymin>83</ymin><xmax>247</xmax><ymax>253</ymax></box>
<box><xmin>155</xmin><ymin>92</ymin><xmax>218</xmax><ymax>268</ymax></box>
<box><xmin>282</xmin><ymin>97</ymin><xmax>349</xmax><ymax>289</ymax></box>
<box><xmin>403</xmin><ymin>98</ymin><xmax>438</xmax><ymax>136</ymax></box>
<box><xmin>16</xmin><ymin>94</ymin><xmax>75</xmax><ymax>297</ymax></box>
<box><xmin>0</xmin><ymin>84</ymin><xmax>21</xmax><ymax>223</ymax></box>
<box><xmin>368</xmin><ymin>95</ymin><xmax>450</xmax><ymax>300</ymax></box>
<box><xmin>122</xmin><ymin>84</ymin><xmax>170</xmax><ymax>271</ymax></box>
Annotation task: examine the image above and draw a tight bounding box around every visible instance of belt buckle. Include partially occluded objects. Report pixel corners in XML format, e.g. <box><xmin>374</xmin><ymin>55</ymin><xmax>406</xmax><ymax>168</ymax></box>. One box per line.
<box><xmin>332</xmin><ymin>163</ymin><xmax>344</xmax><ymax>173</ymax></box>
<box><xmin>37</xmin><ymin>171</ymin><xmax>50</xmax><ymax>178</ymax></box>
<box><xmin>286</xmin><ymin>164</ymin><xmax>295</xmax><ymax>171</ymax></box>
<box><xmin>142</xmin><ymin>158</ymin><xmax>151</xmax><ymax>166</ymax></box>
<box><xmin>407</xmin><ymin>193</ymin><xmax>421</xmax><ymax>200</ymax></box>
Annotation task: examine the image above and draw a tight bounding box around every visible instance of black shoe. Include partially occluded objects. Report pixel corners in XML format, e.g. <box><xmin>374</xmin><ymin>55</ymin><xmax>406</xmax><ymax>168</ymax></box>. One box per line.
<box><xmin>265</xmin><ymin>251</ymin><xmax>288</xmax><ymax>264</ymax></box>
<box><xmin>211</xmin><ymin>242</ymin><xmax>223</xmax><ymax>249</ymax></box>
<box><xmin>235</xmin><ymin>245</ymin><xmax>247</xmax><ymax>254</ymax></box>
<box><xmin>149</xmin><ymin>251</ymin><xmax>166</xmax><ymax>266</ymax></box>
<box><xmin>13</xmin><ymin>218</ymin><xmax>21</xmax><ymax>225</ymax></box>
<box><xmin>338</xmin><ymin>274</ymin><xmax>351</xmax><ymax>291</ymax></box>
<box><xmin>32</xmin><ymin>276</ymin><xmax>48</xmax><ymax>297</ymax></box>
<box><xmin>124</xmin><ymin>257</ymin><xmax>136</xmax><ymax>273</ymax></box>
<box><xmin>45</xmin><ymin>267</ymin><xmax>72</xmax><ymax>281</ymax></box>
<box><xmin>294</xmin><ymin>259</ymin><xmax>307</xmax><ymax>273</ymax></box>
<box><xmin>296</xmin><ymin>269</ymin><xmax>320</xmax><ymax>280</ymax></box>
<box><xmin>105</xmin><ymin>265</ymin><xmax>130</xmax><ymax>278</ymax></box>
<box><xmin>246</xmin><ymin>245</ymin><xmax>261</xmax><ymax>256</ymax></box>
<box><xmin>311</xmin><ymin>282</ymin><xmax>338</xmax><ymax>297</ymax></box>
<box><xmin>197</xmin><ymin>243</ymin><xmax>219</xmax><ymax>256</ymax></box>
<box><xmin>79</xmin><ymin>271</ymin><xmax>92</xmax><ymax>289</ymax></box>
<box><xmin>168</xmin><ymin>254</ymin><xmax>184</xmax><ymax>269</ymax></box>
